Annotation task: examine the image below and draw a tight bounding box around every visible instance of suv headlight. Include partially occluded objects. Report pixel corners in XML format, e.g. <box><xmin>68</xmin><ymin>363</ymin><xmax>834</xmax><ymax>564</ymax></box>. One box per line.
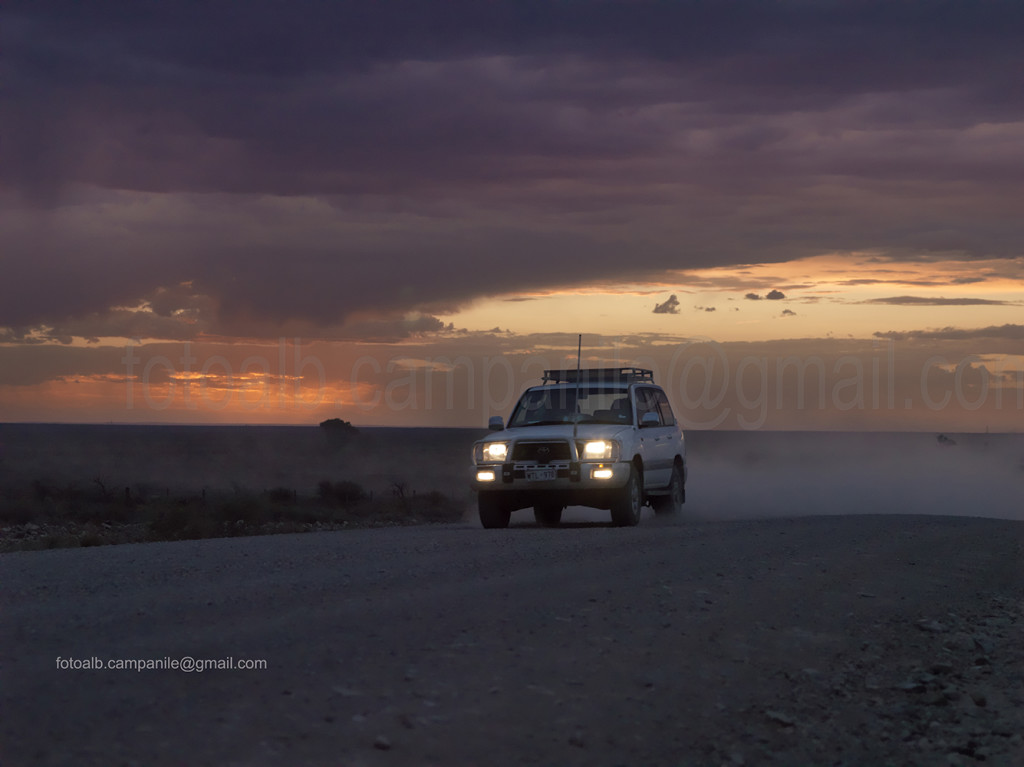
<box><xmin>577</xmin><ymin>439</ymin><xmax>620</xmax><ymax>462</ymax></box>
<box><xmin>474</xmin><ymin>441</ymin><xmax>510</xmax><ymax>464</ymax></box>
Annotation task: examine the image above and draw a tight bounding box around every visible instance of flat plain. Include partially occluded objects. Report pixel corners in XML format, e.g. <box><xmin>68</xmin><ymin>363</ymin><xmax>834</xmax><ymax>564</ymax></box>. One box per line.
<box><xmin>1</xmin><ymin>426</ymin><xmax>1022</xmax><ymax>765</ymax></box>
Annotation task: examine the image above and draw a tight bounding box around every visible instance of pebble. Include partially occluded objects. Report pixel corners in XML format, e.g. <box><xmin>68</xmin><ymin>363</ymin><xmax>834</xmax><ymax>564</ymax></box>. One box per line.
<box><xmin>980</xmin><ymin>616</ymin><xmax>1011</xmax><ymax>629</ymax></box>
<box><xmin>765</xmin><ymin>710</ymin><xmax>795</xmax><ymax>727</ymax></box>
<box><xmin>971</xmin><ymin>635</ymin><xmax>994</xmax><ymax>653</ymax></box>
<box><xmin>945</xmin><ymin>633</ymin><xmax>976</xmax><ymax>652</ymax></box>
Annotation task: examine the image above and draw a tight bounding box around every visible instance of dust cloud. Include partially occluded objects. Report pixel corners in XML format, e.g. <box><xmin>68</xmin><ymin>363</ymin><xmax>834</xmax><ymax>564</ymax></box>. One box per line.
<box><xmin>686</xmin><ymin>431</ymin><xmax>1024</xmax><ymax>522</ymax></box>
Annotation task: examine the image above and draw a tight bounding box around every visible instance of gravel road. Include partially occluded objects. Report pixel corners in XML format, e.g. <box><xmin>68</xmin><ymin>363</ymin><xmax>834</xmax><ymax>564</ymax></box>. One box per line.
<box><xmin>2</xmin><ymin>513</ymin><xmax>1022</xmax><ymax>766</ymax></box>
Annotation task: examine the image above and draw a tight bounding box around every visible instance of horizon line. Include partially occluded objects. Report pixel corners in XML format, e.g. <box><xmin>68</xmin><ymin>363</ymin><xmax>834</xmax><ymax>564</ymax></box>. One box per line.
<box><xmin>0</xmin><ymin>421</ymin><xmax>1017</xmax><ymax>435</ymax></box>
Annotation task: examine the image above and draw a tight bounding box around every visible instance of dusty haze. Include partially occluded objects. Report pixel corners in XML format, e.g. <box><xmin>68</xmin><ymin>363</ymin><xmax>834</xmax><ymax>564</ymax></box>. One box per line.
<box><xmin>1</xmin><ymin>425</ymin><xmax>1020</xmax><ymax>526</ymax></box>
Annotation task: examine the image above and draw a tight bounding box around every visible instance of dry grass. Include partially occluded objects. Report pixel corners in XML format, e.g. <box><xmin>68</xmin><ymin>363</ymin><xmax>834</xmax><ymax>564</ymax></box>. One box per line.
<box><xmin>0</xmin><ymin>425</ymin><xmax>480</xmax><ymax>551</ymax></box>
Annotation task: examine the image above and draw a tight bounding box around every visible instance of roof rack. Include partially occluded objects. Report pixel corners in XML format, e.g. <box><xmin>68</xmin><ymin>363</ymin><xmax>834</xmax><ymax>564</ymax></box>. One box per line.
<box><xmin>541</xmin><ymin>367</ymin><xmax>654</xmax><ymax>384</ymax></box>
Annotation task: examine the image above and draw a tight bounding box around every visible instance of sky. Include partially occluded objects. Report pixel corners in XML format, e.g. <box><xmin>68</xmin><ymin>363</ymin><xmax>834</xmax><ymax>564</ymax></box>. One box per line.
<box><xmin>2</xmin><ymin>0</ymin><xmax>1023</xmax><ymax>430</ymax></box>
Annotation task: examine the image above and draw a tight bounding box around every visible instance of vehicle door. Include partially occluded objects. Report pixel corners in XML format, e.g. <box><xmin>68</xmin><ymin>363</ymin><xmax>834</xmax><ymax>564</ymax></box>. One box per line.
<box><xmin>652</xmin><ymin>388</ymin><xmax>684</xmax><ymax>478</ymax></box>
<box><xmin>635</xmin><ymin>387</ymin><xmax>673</xmax><ymax>487</ymax></box>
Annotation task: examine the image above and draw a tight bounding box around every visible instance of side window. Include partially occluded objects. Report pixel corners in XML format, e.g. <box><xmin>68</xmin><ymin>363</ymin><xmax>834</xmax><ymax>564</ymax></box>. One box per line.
<box><xmin>653</xmin><ymin>389</ymin><xmax>676</xmax><ymax>426</ymax></box>
<box><xmin>636</xmin><ymin>388</ymin><xmax>663</xmax><ymax>425</ymax></box>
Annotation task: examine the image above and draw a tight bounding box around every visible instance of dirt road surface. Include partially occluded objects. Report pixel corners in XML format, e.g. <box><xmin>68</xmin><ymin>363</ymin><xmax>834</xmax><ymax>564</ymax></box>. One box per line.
<box><xmin>2</xmin><ymin>514</ymin><xmax>1022</xmax><ymax>766</ymax></box>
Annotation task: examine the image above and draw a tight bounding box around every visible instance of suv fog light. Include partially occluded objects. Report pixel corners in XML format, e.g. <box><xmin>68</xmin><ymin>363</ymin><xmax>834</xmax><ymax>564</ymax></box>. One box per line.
<box><xmin>591</xmin><ymin>467</ymin><xmax>613</xmax><ymax>480</ymax></box>
<box><xmin>476</xmin><ymin>470</ymin><xmax>496</xmax><ymax>482</ymax></box>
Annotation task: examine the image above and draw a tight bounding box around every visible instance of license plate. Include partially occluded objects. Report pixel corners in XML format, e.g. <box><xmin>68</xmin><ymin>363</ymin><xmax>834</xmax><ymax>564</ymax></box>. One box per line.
<box><xmin>526</xmin><ymin>468</ymin><xmax>556</xmax><ymax>481</ymax></box>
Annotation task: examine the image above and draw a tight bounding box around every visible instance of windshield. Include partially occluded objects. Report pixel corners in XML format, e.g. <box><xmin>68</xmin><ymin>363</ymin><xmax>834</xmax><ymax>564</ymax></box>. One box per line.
<box><xmin>508</xmin><ymin>387</ymin><xmax>633</xmax><ymax>427</ymax></box>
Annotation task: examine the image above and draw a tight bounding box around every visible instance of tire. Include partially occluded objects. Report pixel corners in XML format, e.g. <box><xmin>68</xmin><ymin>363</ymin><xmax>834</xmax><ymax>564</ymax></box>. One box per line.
<box><xmin>478</xmin><ymin>492</ymin><xmax>511</xmax><ymax>529</ymax></box>
<box><xmin>652</xmin><ymin>463</ymin><xmax>684</xmax><ymax>515</ymax></box>
<box><xmin>610</xmin><ymin>464</ymin><xmax>642</xmax><ymax>527</ymax></box>
<box><xmin>533</xmin><ymin>503</ymin><xmax>563</xmax><ymax>527</ymax></box>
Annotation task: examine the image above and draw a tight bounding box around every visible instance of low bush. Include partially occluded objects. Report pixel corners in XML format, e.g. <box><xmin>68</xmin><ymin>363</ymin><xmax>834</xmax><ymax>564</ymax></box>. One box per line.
<box><xmin>266</xmin><ymin>486</ymin><xmax>297</xmax><ymax>504</ymax></box>
<box><xmin>147</xmin><ymin>502</ymin><xmax>212</xmax><ymax>541</ymax></box>
<box><xmin>317</xmin><ymin>480</ymin><xmax>368</xmax><ymax>507</ymax></box>
<box><xmin>215</xmin><ymin>494</ymin><xmax>268</xmax><ymax>526</ymax></box>
<box><xmin>0</xmin><ymin>502</ymin><xmax>37</xmax><ymax>525</ymax></box>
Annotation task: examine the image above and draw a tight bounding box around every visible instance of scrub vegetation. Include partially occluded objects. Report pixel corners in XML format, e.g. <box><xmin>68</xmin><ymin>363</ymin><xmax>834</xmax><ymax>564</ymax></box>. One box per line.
<box><xmin>0</xmin><ymin>424</ymin><xmax>476</xmax><ymax>552</ymax></box>
<box><xmin>0</xmin><ymin>477</ymin><xmax>465</xmax><ymax>552</ymax></box>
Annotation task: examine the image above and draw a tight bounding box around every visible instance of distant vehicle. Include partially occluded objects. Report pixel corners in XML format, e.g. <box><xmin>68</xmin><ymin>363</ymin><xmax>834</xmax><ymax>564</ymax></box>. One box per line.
<box><xmin>471</xmin><ymin>368</ymin><xmax>686</xmax><ymax>528</ymax></box>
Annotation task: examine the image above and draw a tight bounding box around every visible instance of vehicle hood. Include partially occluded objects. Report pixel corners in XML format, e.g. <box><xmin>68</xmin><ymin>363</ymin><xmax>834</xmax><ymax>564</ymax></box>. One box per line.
<box><xmin>482</xmin><ymin>423</ymin><xmax>633</xmax><ymax>443</ymax></box>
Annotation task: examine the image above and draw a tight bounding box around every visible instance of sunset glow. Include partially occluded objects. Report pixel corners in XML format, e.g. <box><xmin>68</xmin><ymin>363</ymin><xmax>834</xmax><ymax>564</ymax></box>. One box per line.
<box><xmin>442</xmin><ymin>255</ymin><xmax>1024</xmax><ymax>342</ymax></box>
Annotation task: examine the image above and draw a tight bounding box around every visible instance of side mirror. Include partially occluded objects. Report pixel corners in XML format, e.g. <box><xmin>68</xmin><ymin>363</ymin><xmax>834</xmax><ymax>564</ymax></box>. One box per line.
<box><xmin>488</xmin><ymin>416</ymin><xmax>505</xmax><ymax>431</ymax></box>
<box><xmin>641</xmin><ymin>412</ymin><xmax>660</xmax><ymax>428</ymax></box>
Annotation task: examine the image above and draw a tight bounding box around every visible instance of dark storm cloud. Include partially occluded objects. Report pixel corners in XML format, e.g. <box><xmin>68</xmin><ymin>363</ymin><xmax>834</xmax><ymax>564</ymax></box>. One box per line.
<box><xmin>652</xmin><ymin>295</ymin><xmax>680</xmax><ymax>314</ymax></box>
<box><xmin>874</xmin><ymin>324</ymin><xmax>1024</xmax><ymax>342</ymax></box>
<box><xmin>837</xmin><ymin>276</ymin><xmax>990</xmax><ymax>287</ymax></box>
<box><xmin>864</xmin><ymin>296</ymin><xmax>1015</xmax><ymax>306</ymax></box>
<box><xmin>0</xmin><ymin>344</ymin><xmax>131</xmax><ymax>387</ymax></box>
<box><xmin>765</xmin><ymin>290</ymin><xmax>786</xmax><ymax>301</ymax></box>
<box><xmin>3</xmin><ymin>0</ymin><xmax>1024</xmax><ymax>334</ymax></box>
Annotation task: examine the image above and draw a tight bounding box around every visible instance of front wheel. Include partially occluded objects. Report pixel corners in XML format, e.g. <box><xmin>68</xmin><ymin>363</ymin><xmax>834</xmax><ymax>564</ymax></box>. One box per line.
<box><xmin>652</xmin><ymin>464</ymin><xmax>684</xmax><ymax>515</ymax></box>
<box><xmin>610</xmin><ymin>465</ymin><xmax>642</xmax><ymax>527</ymax></box>
<box><xmin>478</xmin><ymin>492</ymin><xmax>511</xmax><ymax>529</ymax></box>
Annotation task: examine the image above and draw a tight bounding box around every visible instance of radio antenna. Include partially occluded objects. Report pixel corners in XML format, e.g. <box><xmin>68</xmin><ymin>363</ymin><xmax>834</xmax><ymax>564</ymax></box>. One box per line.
<box><xmin>573</xmin><ymin>333</ymin><xmax>582</xmax><ymax>443</ymax></box>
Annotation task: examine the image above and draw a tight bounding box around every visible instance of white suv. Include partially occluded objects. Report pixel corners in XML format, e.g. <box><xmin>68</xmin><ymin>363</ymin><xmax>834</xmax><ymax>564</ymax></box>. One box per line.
<box><xmin>471</xmin><ymin>368</ymin><xmax>686</xmax><ymax>528</ymax></box>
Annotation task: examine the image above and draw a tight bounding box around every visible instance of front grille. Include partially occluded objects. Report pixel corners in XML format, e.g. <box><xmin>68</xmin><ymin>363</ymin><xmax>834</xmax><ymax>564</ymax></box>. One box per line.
<box><xmin>512</xmin><ymin>466</ymin><xmax>571</xmax><ymax>480</ymax></box>
<box><xmin>512</xmin><ymin>440</ymin><xmax>571</xmax><ymax>463</ymax></box>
